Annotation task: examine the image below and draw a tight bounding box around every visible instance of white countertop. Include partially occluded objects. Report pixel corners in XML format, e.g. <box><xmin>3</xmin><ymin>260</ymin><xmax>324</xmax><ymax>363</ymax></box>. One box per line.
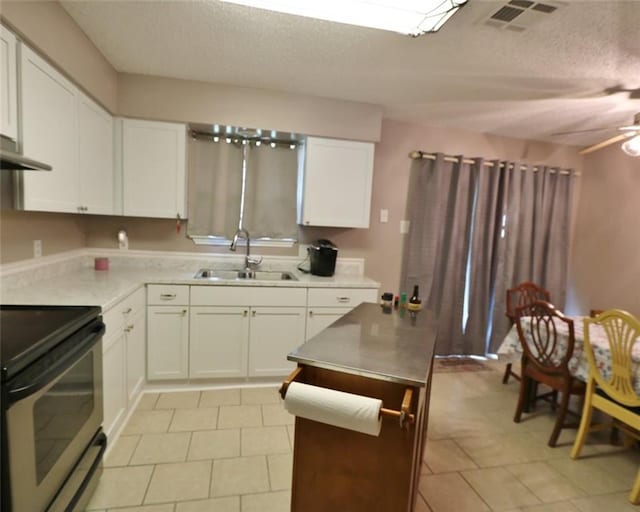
<box><xmin>1</xmin><ymin>250</ymin><xmax>380</xmax><ymax>312</ymax></box>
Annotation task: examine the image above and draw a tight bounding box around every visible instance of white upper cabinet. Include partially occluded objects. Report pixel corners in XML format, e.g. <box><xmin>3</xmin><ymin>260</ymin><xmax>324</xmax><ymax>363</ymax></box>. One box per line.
<box><xmin>0</xmin><ymin>25</ymin><xmax>18</xmax><ymax>141</ymax></box>
<box><xmin>298</xmin><ymin>136</ymin><xmax>374</xmax><ymax>228</ymax></box>
<box><xmin>20</xmin><ymin>45</ymin><xmax>114</xmax><ymax>214</ymax></box>
<box><xmin>120</xmin><ymin>118</ymin><xmax>187</xmax><ymax>219</ymax></box>
<box><xmin>78</xmin><ymin>92</ymin><xmax>114</xmax><ymax>214</ymax></box>
<box><xmin>21</xmin><ymin>45</ymin><xmax>79</xmax><ymax>212</ymax></box>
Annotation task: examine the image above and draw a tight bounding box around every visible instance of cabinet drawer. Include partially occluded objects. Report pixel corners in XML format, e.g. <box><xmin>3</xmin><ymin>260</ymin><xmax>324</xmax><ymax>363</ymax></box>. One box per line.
<box><xmin>190</xmin><ymin>285</ymin><xmax>306</xmax><ymax>307</ymax></box>
<box><xmin>307</xmin><ymin>288</ymin><xmax>378</xmax><ymax>308</ymax></box>
<box><xmin>120</xmin><ymin>286</ymin><xmax>146</xmax><ymax>315</ymax></box>
<box><xmin>147</xmin><ymin>284</ymin><xmax>189</xmax><ymax>305</ymax></box>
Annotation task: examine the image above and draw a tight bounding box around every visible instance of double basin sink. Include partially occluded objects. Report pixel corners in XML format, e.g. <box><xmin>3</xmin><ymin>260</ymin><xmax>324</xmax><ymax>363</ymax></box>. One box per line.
<box><xmin>194</xmin><ymin>268</ymin><xmax>298</xmax><ymax>281</ymax></box>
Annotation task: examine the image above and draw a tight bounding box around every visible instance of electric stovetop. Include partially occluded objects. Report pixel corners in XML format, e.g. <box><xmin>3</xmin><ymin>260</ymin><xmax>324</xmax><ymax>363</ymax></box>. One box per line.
<box><xmin>0</xmin><ymin>305</ymin><xmax>101</xmax><ymax>381</ymax></box>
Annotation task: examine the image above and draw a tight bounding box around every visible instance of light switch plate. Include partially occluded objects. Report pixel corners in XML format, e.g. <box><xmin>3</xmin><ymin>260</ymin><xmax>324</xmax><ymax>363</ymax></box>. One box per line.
<box><xmin>400</xmin><ymin>220</ymin><xmax>410</xmax><ymax>234</ymax></box>
<box><xmin>379</xmin><ymin>209</ymin><xmax>389</xmax><ymax>223</ymax></box>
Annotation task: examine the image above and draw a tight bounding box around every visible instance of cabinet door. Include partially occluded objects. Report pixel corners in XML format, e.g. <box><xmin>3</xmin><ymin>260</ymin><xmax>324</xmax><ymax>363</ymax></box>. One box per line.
<box><xmin>122</xmin><ymin>119</ymin><xmax>187</xmax><ymax>219</ymax></box>
<box><xmin>103</xmin><ymin>332</ymin><xmax>127</xmax><ymax>437</ymax></box>
<box><xmin>21</xmin><ymin>45</ymin><xmax>79</xmax><ymax>212</ymax></box>
<box><xmin>299</xmin><ymin>137</ymin><xmax>374</xmax><ymax>228</ymax></box>
<box><xmin>125</xmin><ymin>308</ymin><xmax>146</xmax><ymax>405</ymax></box>
<box><xmin>305</xmin><ymin>307</ymin><xmax>351</xmax><ymax>341</ymax></box>
<box><xmin>249</xmin><ymin>307</ymin><xmax>306</xmax><ymax>377</ymax></box>
<box><xmin>147</xmin><ymin>306</ymin><xmax>189</xmax><ymax>380</ymax></box>
<box><xmin>0</xmin><ymin>25</ymin><xmax>18</xmax><ymax>141</ymax></box>
<box><xmin>190</xmin><ymin>306</ymin><xmax>249</xmax><ymax>379</ymax></box>
<box><xmin>78</xmin><ymin>92</ymin><xmax>114</xmax><ymax>214</ymax></box>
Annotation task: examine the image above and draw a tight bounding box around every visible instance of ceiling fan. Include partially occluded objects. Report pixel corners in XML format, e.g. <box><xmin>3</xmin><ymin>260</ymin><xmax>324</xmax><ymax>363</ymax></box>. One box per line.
<box><xmin>553</xmin><ymin>112</ymin><xmax>640</xmax><ymax>156</ymax></box>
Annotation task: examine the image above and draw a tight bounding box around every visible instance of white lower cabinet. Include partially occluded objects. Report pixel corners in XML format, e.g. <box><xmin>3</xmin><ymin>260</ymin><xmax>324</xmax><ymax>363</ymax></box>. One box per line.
<box><xmin>146</xmin><ymin>284</ymin><xmax>190</xmax><ymax>380</ymax></box>
<box><xmin>189</xmin><ymin>286</ymin><xmax>307</xmax><ymax>379</ymax></box>
<box><xmin>190</xmin><ymin>306</ymin><xmax>249</xmax><ymax>379</ymax></box>
<box><xmin>102</xmin><ymin>287</ymin><xmax>146</xmax><ymax>437</ymax></box>
<box><xmin>306</xmin><ymin>287</ymin><xmax>379</xmax><ymax>340</ymax></box>
<box><xmin>102</xmin><ymin>330</ymin><xmax>126</xmax><ymax>438</ymax></box>
<box><xmin>147</xmin><ymin>306</ymin><xmax>189</xmax><ymax>380</ymax></box>
<box><xmin>125</xmin><ymin>306</ymin><xmax>146</xmax><ymax>404</ymax></box>
<box><xmin>306</xmin><ymin>307</ymin><xmax>352</xmax><ymax>340</ymax></box>
<box><xmin>249</xmin><ymin>307</ymin><xmax>306</xmax><ymax>377</ymax></box>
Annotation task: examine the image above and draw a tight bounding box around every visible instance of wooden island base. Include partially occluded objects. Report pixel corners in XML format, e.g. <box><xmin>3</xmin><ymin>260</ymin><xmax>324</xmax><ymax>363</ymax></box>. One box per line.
<box><xmin>289</xmin><ymin>364</ymin><xmax>433</xmax><ymax>512</ymax></box>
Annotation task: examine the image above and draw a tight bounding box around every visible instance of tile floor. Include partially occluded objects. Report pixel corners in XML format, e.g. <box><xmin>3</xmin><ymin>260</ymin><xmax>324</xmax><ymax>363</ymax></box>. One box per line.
<box><xmin>86</xmin><ymin>361</ymin><xmax>640</xmax><ymax>511</ymax></box>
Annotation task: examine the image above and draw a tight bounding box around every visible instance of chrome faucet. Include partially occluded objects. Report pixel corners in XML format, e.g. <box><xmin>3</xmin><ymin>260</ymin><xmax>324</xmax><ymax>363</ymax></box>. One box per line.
<box><xmin>230</xmin><ymin>228</ymin><xmax>262</xmax><ymax>271</ymax></box>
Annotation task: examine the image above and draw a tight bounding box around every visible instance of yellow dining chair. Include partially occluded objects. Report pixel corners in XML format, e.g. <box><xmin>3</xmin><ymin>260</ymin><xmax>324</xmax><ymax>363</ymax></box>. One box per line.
<box><xmin>570</xmin><ymin>309</ymin><xmax>640</xmax><ymax>504</ymax></box>
<box><xmin>503</xmin><ymin>282</ymin><xmax>552</xmax><ymax>384</ymax></box>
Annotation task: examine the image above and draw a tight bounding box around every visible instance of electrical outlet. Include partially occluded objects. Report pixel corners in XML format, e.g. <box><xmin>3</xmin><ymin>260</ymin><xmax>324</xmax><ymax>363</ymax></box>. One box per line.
<box><xmin>400</xmin><ymin>220</ymin><xmax>410</xmax><ymax>234</ymax></box>
<box><xmin>33</xmin><ymin>240</ymin><xmax>42</xmax><ymax>258</ymax></box>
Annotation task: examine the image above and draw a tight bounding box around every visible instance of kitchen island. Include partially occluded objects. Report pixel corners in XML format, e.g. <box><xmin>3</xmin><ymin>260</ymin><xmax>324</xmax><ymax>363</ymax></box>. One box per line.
<box><xmin>283</xmin><ymin>302</ymin><xmax>437</xmax><ymax>512</ymax></box>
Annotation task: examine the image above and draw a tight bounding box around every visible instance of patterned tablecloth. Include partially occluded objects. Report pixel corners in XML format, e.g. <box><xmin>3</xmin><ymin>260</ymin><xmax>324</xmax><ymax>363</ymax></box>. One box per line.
<box><xmin>498</xmin><ymin>316</ymin><xmax>640</xmax><ymax>394</ymax></box>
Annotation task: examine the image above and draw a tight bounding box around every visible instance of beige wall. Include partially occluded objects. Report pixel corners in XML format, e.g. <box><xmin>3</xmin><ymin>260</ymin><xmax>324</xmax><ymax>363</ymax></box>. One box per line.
<box><xmin>1</xmin><ymin>1</ymin><xmax>118</xmax><ymax>112</ymax></box>
<box><xmin>566</xmin><ymin>144</ymin><xmax>640</xmax><ymax>316</ymax></box>
<box><xmin>117</xmin><ymin>73</ymin><xmax>383</xmax><ymax>142</ymax></box>
<box><xmin>0</xmin><ymin>210</ymin><xmax>86</xmax><ymax>263</ymax></box>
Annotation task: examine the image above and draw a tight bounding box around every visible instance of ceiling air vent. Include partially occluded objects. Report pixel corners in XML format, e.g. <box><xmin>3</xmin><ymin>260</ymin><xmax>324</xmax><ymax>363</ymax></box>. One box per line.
<box><xmin>480</xmin><ymin>0</ymin><xmax>566</xmax><ymax>32</ymax></box>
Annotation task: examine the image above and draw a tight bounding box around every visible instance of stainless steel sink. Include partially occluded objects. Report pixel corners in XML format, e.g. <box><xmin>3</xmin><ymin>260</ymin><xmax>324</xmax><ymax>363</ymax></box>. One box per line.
<box><xmin>194</xmin><ymin>268</ymin><xmax>297</xmax><ymax>281</ymax></box>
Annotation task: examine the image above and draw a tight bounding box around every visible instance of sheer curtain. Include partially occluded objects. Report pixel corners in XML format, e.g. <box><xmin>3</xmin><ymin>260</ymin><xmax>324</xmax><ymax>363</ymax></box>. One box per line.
<box><xmin>401</xmin><ymin>154</ymin><xmax>576</xmax><ymax>356</ymax></box>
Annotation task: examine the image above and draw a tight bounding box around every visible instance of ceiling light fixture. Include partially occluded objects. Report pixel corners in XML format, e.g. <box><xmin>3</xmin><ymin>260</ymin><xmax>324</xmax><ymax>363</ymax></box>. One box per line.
<box><xmin>221</xmin><ymin>0</ymin><xmax>467</xmax><ymax>36</ymax></box>
<box><xmin>621</xmin><ymin>135</ymin><xmax>640</xmax><ymax>157</ymax></box>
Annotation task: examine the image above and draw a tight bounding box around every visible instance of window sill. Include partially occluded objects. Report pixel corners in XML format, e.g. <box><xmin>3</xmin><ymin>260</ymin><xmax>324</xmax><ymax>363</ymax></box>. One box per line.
<box><xmin>189</xmin><ymin>236</ymin><xmax>296</xmax><ymax>248</ymax></box>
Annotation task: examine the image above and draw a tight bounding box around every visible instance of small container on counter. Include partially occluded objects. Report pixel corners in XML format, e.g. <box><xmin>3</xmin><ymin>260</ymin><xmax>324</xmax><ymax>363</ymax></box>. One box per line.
<box><xmin>94</xmin><ymin>257</ymin><xmax>109</xmax><ymax>271</ymax></box>
<box><xmin>380</xmin><ymin>292</ymin><xmax>394</xmax><ymax>311</ymax></box>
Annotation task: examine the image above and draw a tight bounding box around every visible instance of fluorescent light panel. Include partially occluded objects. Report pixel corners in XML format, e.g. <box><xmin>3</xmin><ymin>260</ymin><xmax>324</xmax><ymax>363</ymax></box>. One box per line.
<box><xmin>221</xmin><ymin>0</ymin><xmax>467</xmax><ymax>36</ymax></box>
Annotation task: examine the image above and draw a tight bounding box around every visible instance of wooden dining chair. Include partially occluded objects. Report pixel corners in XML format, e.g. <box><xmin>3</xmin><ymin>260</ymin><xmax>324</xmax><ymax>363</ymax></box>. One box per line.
<box><xmin>503</xmin><ymin>282</ymin><xmax>552</xmax><ymax>384</ymax></box>
<box><xmin>571</xmin><ymin>309</ymin><xmax>640</xmax><ymax>504</ymax></box>
<box><xmin>513</xmin><ymin>300</ymin><xmax>586</xmax><ymax>447</ymax></box>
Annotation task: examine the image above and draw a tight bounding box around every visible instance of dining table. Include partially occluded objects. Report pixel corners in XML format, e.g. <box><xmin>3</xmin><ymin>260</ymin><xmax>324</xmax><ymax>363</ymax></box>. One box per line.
<box><xmin>498</xmin><ymin>316</ymin><xmax>640</xmax><ymax>394</ymax></box>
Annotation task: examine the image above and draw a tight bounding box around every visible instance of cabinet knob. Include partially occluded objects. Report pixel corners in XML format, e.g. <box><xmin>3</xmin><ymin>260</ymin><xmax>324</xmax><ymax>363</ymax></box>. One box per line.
<box><xmin>123</xmin><ymin>307</ymin><xmax>132</xmax><ymax>314</ymax></box>
<box><xmin>252</xmin><ymin>310</ymin><xmax>256</xmax><ymax>317</ymax></box>
<box><xmin>243</xmin><ymin>310</ymin><xmax>248</xmax><ymax>317</ymax></box>
<box><xmin>181</xmin><ymin>309</ymin><xmax>187</xmax><ymax>315</ymax></box>
<box><xmin>309</xmin><ymin>310</ymin><xmax>314</xmax><ymax>317</ymax></box>
<box><xmin>124</xmin><ymin>324</ymin><xmax>134</xmax><ymax>332</ymax></box>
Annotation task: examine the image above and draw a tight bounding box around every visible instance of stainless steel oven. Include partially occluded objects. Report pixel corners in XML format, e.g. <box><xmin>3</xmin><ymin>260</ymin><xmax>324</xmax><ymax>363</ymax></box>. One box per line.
<box><xmin>1</xmin><ymin>306</ymin><xmax>106</xmax><ymax>512</ymax></box>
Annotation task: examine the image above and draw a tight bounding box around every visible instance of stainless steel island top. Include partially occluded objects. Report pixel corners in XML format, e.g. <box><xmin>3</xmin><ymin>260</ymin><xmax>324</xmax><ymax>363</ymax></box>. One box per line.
<box><xmin>288</xmin><ymin>302</ymin><xmax>437</xmax><ymax>386</ymax></box>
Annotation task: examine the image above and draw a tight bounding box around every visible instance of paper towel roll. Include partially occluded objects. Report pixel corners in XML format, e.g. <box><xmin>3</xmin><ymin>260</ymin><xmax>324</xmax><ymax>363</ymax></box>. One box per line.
<box><xmin>284</xmin><ymin>382</ymin><xmax>383</xmax><ymax>437</ymax></box>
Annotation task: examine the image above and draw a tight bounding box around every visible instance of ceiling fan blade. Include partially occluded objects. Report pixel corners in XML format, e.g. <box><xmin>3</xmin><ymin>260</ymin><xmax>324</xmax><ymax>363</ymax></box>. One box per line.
<box><xmin>579</xmin><ymin>133</ymin><xmax>635</xmax><ymax>155</ymax></box>
<box><xmin>552</xmin><ymin>126</ymin><xmax>617</xmax><ymax>136</ymax></box>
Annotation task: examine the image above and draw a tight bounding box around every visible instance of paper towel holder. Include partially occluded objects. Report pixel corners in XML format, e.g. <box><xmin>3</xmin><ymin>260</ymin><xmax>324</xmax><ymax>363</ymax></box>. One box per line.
<box><xmin>280</xmin><ymin>367</ymin><xmax>415</xmax><ymax>429</ymax></box>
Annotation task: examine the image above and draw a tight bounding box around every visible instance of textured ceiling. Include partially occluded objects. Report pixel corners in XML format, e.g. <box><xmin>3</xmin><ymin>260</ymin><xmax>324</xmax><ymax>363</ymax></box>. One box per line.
<box><xmin>60</xmin><ymin>0</ymin><xmax>640</xmax><ymax>147</ymax></box>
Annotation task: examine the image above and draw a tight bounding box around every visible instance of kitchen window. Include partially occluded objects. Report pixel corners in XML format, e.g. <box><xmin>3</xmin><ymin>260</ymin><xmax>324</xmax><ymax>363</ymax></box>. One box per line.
<box><xmin>187</xmin><ymin>125</ymin><xmax>300</xmax><ymax>245</ymax></box>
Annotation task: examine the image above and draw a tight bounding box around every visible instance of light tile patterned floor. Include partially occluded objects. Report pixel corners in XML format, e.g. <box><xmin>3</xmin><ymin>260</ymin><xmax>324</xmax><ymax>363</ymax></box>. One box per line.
<box><xmin>86</xmin><ymin>362</ymin><xmax>640</xmax><ymax>511</ymax></box>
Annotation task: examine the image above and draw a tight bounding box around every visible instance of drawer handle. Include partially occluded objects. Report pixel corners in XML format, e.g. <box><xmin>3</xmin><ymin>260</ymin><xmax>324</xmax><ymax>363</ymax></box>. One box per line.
<box><xmin>124</xmin><ymin>324</ymin><xmax>134</xmax><ymax>332</ymax></box>
<box><xmin>160</xmin><ymin>294</ymin><xmax>177</xmax><ymax>300</ymax></box>
<box><xmin>337</xmin><ymin>297</ymin><xmax>351</xmax><ymax>303</ymax></box>
<box><xmin>122</xmin><ymin>307</ymin><xmax>132</xmax><ymax>314</ymax></box>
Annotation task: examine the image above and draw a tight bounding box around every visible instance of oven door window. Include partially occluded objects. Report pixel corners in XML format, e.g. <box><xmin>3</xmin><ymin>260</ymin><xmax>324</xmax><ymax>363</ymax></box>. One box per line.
<box><xmin>33</xmin><ymin>351</ymin><xmax>95</xmax><ymax>483</ymax></box>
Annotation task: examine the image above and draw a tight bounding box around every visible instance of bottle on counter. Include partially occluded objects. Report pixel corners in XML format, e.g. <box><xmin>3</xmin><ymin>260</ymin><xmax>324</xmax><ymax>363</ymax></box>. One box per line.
<box><xmin>407</xmin><ymin>285</ymin><xmax>421</xmax><ymax>312</ymax></box>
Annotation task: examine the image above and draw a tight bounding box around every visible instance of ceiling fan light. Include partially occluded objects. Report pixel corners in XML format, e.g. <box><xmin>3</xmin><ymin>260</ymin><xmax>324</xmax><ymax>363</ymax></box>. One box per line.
<box><xmin>621</xmin><ymin>135</ymin><xmax>640</xmax><ymax>157</ymax></box>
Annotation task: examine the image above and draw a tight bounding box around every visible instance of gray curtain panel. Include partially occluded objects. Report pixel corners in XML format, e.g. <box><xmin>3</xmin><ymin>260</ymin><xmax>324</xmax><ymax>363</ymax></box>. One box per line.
<box><xmin>401</xmin><ymin>155</ymin><xmax>576</xmax><ymax>356</ymax></box>
<box><xmin>487</xmin><ymin>165</ymin><xmax>576</xmax><ymax>352</ymax></box>
<box><xmin>400</xmin><ymin>154</ymin><xmax>476</xmax><ymax>355</ymax></box>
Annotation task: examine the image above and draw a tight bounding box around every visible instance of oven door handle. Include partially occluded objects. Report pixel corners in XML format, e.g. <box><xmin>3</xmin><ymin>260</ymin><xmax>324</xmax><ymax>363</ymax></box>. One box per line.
<box><xmin>5</xmin><ymin>321</ymin><xmax>105</xmax><ymax>405</ymax></box>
